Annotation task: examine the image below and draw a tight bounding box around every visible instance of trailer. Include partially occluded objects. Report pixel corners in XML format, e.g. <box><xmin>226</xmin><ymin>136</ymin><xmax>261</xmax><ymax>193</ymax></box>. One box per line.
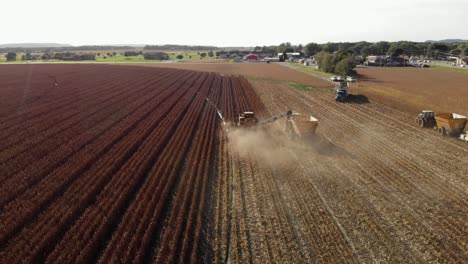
<box><xmin>434</xmin><ymin>113</ymin><xmax>467</xmax><ymax>136</ymax></box>
<box><xmin>286</xmin><ymin>115</ymin><xmax>318</xmax><ymax>140</ymax></box>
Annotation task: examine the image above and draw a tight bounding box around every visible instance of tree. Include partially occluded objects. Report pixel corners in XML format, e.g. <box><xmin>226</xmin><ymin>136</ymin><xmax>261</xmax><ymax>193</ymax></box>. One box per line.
<box><xmin>200</xmin><ymin>52</ymin><xmax>207</xmax><ymax>58</ymax></box>
<box><xmin>321</xmin><ymin>42</ymin><xmax>336</xmax><ymax>53</ymax></box>
<box><xmin>334</xmin><ymin>56</ymin><xmax>355</xmax><ymax>76</ymax></box>
<box><xmin>388</xmin><ymin>43</ymin><xmax>404</xmax><ymax>56</ymax></box>
<box><xmin>176</xmin><ymin>54</ymin><xmax>184</xmax><ymax>59</ymax></box>
<box><xmin>5</xmin><ymin>52</ymin><xmax>16</xmax><ymax>61</ymax></box>
<box><xmin>208</xmin><ymin>50</ymin><xmax>214</xmax><ymax>57</ymax></box>
<box><xmin>277</xmin><ymin>42</ymin><xmax>294</xmax><ymax>53</ymax></box>
<box><xmin>304</xmin><ymin>42</ymin><xmax>320</xmax><ymax>56</ymax></box>
<box><xmin>315</xmin><ymin>51</ymin><xmax>334</xmax><ymax>72</ymax></box>
<box><xmin>450</xmin><ymin>49</ymin><xmax>461</xmax><ymax>56</ymax></box>
<box><xmin>316</xmin><ymin>51</ymin><xmax>356</xmax><ymax>75</ymax></box>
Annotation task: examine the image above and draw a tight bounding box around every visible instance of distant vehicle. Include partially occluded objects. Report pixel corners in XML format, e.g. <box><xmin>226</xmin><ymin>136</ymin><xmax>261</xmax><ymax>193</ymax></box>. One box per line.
<box><xmin>346</xmin><ymin>76</ymin><xmax>357</xmax><ymax>82</ymax></box>
<box><xmin>460</xmin><ymin>131</ymin><xmax>468</xmax><ymax>142</ymax></box>
<box><xmin>330</xmin><ymin>76</ymin><xmax>338</xmax><ymax>82</ymax></box>
<box><xmin>336</xmin><ymin>76</ymin><xmax>344</xmax><ymax>82</ymax></box>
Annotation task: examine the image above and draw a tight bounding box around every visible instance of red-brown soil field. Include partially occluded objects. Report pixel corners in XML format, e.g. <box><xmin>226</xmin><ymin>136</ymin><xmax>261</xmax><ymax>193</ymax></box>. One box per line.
<box><xmin>354</xmin><ymin>67</ymin><xmax>468</xmax><ymax>115</ymax></box>
<box><xmin>0</xmin><ymin>64</ymin><xmax>467</xmax><ymax>263</ymax></box>
<box><xmin>128</xmin><ymin>62</ymin><xmax>333</xmax><ymax>88</ymax></box>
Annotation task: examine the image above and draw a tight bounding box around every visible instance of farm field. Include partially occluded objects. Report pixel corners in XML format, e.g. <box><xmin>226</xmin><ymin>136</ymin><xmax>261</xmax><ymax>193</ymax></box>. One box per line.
<box><xmin>354</xmin><ymin>67</ymin><xmax>468</xmax><ymax>115</ymax></box>
<box><xmin>0</xmin><ymin>64</ymin><xmax>467</xmax><ymax>263</ymax></box>
<box><xmin>0</xmin><ymin>64</ymin><xmax>259</xmax><ymax>263</ymax></box>
<box><xmin>128</xmin><ymin>62</ymin><xmax>333</xmax><ymax>88</ymax></box>
<box><xmin>216</xmin><ymin>77</ymin><xmax>468</xmax><ymax>263</ymax></box>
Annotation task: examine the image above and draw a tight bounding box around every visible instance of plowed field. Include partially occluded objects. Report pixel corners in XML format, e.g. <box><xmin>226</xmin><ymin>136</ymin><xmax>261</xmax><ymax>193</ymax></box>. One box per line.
<box><xmin>354</xmin><ymin>67</ymin><xmax>468</xmax><ymax>115</ymax></box>
<box><xmin>128</xmin><ymin>62</ymin><xmax>333</xmax><ymax>88</ymax></box>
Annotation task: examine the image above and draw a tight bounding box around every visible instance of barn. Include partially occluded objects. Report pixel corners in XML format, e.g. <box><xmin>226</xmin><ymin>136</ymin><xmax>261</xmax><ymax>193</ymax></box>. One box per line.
<box><xmin>243</xmin><ymin>54</ymin><xmax>259</xmax><ymax>61</ymax></box>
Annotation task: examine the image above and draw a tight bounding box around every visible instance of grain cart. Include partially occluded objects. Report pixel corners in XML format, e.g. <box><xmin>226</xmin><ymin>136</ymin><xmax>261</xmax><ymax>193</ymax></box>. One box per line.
<box><xmin>285</xmin><ymin>114</ymin><xmax>319</xmax><ymax>140</ymax></box>
<box><xmin>415</xmin><ymin>110</ymin><xmax>436</xmax><ymax>128</ymax></box>
<box><xmin>434</xmin><ymin>113</ymin><xmax>467</xmax><ymax>136</ymax></box>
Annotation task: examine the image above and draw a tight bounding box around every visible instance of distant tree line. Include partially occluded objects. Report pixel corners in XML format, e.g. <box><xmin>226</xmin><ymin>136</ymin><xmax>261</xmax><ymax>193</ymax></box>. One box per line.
<box><xmin>295</xmin><ymin>41</ymin><xmax>468</xmax><ymax>58</ymax></box>
<box><xmin>144</xmin><ymin>45</ymin><xmax>218</xmax><ymax>51</ymax></box>
<box><xmin>4</xmin><ymin>52</ymin><xmax>96</xmax><ymax>61</ymax></box>
<box><xmin>0</xmin><ymin>45</ymin><xmax>139</xmax><ymax>54</ymax></box>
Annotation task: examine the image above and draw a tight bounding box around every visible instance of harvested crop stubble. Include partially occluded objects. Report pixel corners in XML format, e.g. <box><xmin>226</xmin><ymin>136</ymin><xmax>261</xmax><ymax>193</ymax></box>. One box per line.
<box><xmin>232</xmin><ymin>78</ymin><xmax>468</xmax><ymax>263</ymax></box>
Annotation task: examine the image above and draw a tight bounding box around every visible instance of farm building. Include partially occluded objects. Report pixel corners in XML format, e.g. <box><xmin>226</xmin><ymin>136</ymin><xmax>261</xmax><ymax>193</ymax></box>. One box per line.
<box><xmin>278</xmin><ymin>52</ymin><xmax>302</xmax><ymax>61</ymax></box>
<box><xmin>143</xmin><ymin>52</ymin><xmax>169</xmax><ymax>60</ymax></box>
<box><xmin>243</xmin><ymin>54</ymin><xmax>259</xmax><ymax>61</ymax></box>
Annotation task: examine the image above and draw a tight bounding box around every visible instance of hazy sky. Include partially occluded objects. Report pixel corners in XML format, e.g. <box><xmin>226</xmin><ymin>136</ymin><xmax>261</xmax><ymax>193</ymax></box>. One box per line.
<box><xmin>3</xmin><ymin>0</ymin><xmax>467</xmax><ymax>46</ymax></box>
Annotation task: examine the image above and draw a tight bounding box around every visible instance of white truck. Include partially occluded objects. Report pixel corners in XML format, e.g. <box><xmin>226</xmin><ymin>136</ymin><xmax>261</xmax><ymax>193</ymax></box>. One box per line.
<box><xmin>460</xmin><ymin>131</ymin><xmax>468</xmax><ymax>142</ymax></box>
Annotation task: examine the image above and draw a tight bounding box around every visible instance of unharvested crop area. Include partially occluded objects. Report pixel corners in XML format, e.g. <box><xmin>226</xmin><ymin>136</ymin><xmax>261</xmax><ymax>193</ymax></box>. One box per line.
<box><xmin>1</xmin><ymin>64</ymin><xmax>467</xmax><ymax>263</ymax></box>
<box><xmin>0</xmin><ymin>64</ymin><xmax>262</xmax><ymax>263</ymax></box>
<box><xmin>355</xmin><ymin>67</ymin><xmax>468</xmax><ymax>115</ymax></box>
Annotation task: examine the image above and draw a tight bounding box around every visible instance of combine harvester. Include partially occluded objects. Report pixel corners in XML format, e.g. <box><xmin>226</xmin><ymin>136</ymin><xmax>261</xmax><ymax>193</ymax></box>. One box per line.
<box><xmin>236</xmin><ymin>110</ymin><xmax>319</xmax><ymax>141</ymax></box>
<box><xmin>416</xmin><ymin>110</ymin><xmax>467</xmax><ymax>137</ymax></box>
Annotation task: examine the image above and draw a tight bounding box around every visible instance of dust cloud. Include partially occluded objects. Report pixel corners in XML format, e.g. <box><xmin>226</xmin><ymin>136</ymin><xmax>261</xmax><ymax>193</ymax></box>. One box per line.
<box><xmin>226</xmin><ymin>123</ymin><xmax>297</xmax><ymax>166</ymax></box>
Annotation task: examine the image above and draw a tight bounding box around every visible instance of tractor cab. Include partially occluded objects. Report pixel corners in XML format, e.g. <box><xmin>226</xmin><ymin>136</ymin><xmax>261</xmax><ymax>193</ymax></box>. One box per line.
<box><xmin>237</xmin><ymin>111</ymin><xmax>258</xmax><ymax>127</ymax></box>
<box><xmin>420</xmin><ymin>110</ymin><xmax>434</xmax><ymax>118</ymax></box>
<box><xmin>416</xmin><ymin>110</ymin><xmax>436</xmax><ymax>127</ymax></box>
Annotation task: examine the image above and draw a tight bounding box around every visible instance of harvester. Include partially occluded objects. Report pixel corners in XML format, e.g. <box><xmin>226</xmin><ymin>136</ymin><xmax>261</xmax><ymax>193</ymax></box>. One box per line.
<box><xmin>236</xmin><ymin>112</ymin><xmax>258</xmax><ymax>127</ymax></box>
<box><xmin>236</xmin><ymin>110</ymin><xmax>319</xmax><ymax>140</ymax></box>
<box><xmin>415</xmin><ymin>110</ymin><xmax>467</xmax><ymax>137</ymax></box>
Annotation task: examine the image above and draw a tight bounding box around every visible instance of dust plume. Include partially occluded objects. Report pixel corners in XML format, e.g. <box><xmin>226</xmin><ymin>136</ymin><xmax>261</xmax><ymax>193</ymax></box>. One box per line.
<box><xmin>226</xmin><ymin>123</ymin><xmax>300</xmax><ymax>166</ymax></box>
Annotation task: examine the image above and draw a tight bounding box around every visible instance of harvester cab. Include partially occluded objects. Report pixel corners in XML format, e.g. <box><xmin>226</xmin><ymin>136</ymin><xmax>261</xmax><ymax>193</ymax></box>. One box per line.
<box><xmin>335</xmin><ymin>82</ymin><xmax>349</xmax><ymax>102</ymax></box>
<box><xmin>415</xmin><ymin>110</ymin><xmax>436</xmax><ymax>128</ymax></box>
<box><xmin>237</xmin><ymin>111</ymin><xmax>258</xmax><ymax>127</ymax></box>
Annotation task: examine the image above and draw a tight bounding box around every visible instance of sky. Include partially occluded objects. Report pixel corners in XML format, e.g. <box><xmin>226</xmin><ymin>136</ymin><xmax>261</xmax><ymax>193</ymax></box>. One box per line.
<box><xmin>2</xmin><ymin>0</ymin><xmax>467</xmax><ymax>46</ymax></box>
